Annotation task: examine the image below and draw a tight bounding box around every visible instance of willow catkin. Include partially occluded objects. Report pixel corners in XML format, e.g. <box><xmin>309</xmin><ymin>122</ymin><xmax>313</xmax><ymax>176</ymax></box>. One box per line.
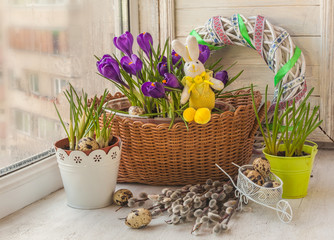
<box><xmin>213</xmin><ymin>223</ymin><xmax>221</xmax><ymax>234</ymax></box>
<box><xmin>138</xmin><ymin>192</ymin><xmax>148</xmax><ymax>199</ymax></box>
<box><xmin>125</xmin><ymin>179</ymin><xmax>237</xmax><ymax>235</ymax></box>
<box><xmin>194</xmin><ymin>209</ymin><xmax>203</xmax><ymax>218</ymax></box>
<box><xmin>208</xmin><ymin>212</ymin><xmax>222</xmax><ymax>222</ymax></box>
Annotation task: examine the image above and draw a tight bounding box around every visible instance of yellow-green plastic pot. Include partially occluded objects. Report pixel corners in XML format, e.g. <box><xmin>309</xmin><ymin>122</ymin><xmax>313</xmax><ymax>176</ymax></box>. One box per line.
<box><xmin>263</xmin><ymin>141</ymin><xmax>318</xmax><ymax>199</ymax></box>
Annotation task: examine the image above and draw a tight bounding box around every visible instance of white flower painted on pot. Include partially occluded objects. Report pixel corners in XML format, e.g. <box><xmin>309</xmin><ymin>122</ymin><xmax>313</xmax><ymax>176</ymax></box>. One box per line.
<box><xmin>74</xmin><ymin>156</ymin><xmax>82</xmax><ymax>164</ymax></box>
<box><xmin>56</xmin><ymin>145</ymin><xmax>121</xmax><ymax>166</ymax></box>
<box><xmin>94</xmin><ymin>155</ymin><xmax>102</xmax><ymax>162</ymax></box>
<box><xmin>111</xmin><ymin>151</ymin><xmax>117</xmax><ymax>160</ymax></box>
<box><xmin>58</xmin><ymin>153</ymin><xmax>65</xmax><ymax>161</ymax></box>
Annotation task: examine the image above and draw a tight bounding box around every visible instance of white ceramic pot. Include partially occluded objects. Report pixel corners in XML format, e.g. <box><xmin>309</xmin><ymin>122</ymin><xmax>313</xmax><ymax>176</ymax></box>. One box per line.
<box><xmin>54</xmin><ymin>136</ymin><xmax>121</xmax><ymax>209</ymax></box>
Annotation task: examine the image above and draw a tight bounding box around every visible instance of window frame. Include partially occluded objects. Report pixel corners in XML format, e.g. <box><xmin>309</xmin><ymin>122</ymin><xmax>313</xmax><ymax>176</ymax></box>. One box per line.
<box><xmin>52</xmin><ymin>77</ymin><xmax>68</xmax><ymax>97</ymax></box>
<box><xmin>37</xmin><ymin>116</ymin><xmax>58</xmax><ymax>139</ymax></box>
<box><xmin>0</xmin><ymin>0</ymin><xmax>139</xmax><ymax>219</ymax></box>
<box><xmin>13</xmin><ymin>109</ymin><xmax>32</xmax><ymax>136</ymax></box>
<box><xmin>0</xmin><ymin>154</ymin><xmax>62</xmax><ymax>219</ymax></box>
<box><xmin>28</xmin><ymin>72</ymin><xmax>40</xmax><ymax>95</ymax></box>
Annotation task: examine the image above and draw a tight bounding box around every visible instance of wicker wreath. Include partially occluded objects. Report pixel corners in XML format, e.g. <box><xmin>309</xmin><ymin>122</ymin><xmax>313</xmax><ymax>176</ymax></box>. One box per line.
<box><xmin>191</xmin><ymin>14</ymin><xmax>307</xmax><ymax>112</ymax></box>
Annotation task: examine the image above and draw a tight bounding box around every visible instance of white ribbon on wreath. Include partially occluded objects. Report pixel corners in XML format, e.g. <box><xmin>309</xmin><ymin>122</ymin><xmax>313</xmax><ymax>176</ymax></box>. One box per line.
<box><xmin>191</xmin><ymin>14</ymin><xmax>307</xmax><ymax>113</ymax></box>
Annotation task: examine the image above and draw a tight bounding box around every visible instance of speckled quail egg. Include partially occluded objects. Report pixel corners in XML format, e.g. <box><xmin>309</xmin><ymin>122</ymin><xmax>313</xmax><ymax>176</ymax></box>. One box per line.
<box><xmin>272</xmin><ymin>181</ymin><xmax>280</xmax><ymax>188</ymax></box>
<box><xmin>263</xmin><ymin>181</ymin><xmax>274</xmax><ymax>188</ymax></box>
<box><xmin>263</xmin><ymin>181</ymin><xmax>281</xmax><ymax>188</ymax></box>
<box><xmin>242</xmin><ymin>169</ymin><xmax>251</xmax><ymax>176</ymax></box>
<box><xmin>113</xmin><ymin>189</ymin><xmax>133</xmax><ymax>206</ymax></box>
<box><xmin>77</xmin><ymin>137</ymin><xmax>100</xmax><ymax>151</ymax></box>
<box><xmin>125</xmin><ymin>208</ymin><xmax>152</xmax><ymax>229</ymax></box>
<box><xmin>128</xmin><ymin>106</ymin><xmax>145</xmax><ymax>116</ymax></box>
<box><xmin>253</xmin><ymin>157</ymin><xmax>271</xmax><ymax>178</ymax></box>
<box><xmin>247</xmin><ymin>170</ymin><xmax>265</xmax><ymax>186</ymax></box>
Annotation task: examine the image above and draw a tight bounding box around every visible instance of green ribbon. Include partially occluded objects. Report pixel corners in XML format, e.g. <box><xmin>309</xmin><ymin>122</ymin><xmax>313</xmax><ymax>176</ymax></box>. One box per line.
<box><xmin>189</xmin><ymin>30</ymin><xmax>224</xmax><ymax>50</ymax></box>
<box><xmin>274</xmin><ymin>46</ymin><xmax>302</xmax><ymax>86</ymax></box>
<box><xmin>237</xmin><ymin>14</ymin><xmax>255</xmax><ymax>49</ymax></box>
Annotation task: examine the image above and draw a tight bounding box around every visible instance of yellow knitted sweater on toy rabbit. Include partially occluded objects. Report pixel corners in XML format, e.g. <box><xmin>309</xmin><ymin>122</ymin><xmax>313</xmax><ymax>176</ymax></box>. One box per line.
<box><xmin>182</xmin><ymin>70</ymin><xmax>215</xmax><ymax>110</ymax></box>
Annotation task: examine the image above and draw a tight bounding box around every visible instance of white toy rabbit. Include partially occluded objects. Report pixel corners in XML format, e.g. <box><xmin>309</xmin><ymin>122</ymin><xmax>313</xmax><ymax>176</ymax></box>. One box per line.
<box><xmin>172</xmin><ymin>35</ymin><xmax>224</xmax><ymax>124</ymax></box>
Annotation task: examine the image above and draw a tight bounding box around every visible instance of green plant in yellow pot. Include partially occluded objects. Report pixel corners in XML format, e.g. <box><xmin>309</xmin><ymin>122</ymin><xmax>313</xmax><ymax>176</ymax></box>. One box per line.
<box><xmin>251</xmin><ymin>84</ymin><xmax>322</xmax><ymax>199</ymax></box>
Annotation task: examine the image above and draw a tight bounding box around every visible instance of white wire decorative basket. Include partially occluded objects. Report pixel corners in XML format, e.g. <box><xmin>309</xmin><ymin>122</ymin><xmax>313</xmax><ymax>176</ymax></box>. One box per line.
<box><xmin>237</xmin><ymin>165</ymin><xmax>282</xmax><ymax>206</ymax></box>
<box><xmin>216</xmin><ymin>163</ymin><xmax>293</xmax><ymax>223</ymax></box>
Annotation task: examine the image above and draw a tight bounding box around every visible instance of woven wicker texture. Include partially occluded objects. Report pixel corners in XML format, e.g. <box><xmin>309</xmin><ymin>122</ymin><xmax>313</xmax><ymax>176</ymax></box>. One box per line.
<box><xmin>100</xmin><ymin>90</ymin><xmax>264</xmax><ymax>185</ymax></box>
<box><xmin>193</xmin><ymin>14</ymin><xmax>306</xmax><ymax>112</ymax></box>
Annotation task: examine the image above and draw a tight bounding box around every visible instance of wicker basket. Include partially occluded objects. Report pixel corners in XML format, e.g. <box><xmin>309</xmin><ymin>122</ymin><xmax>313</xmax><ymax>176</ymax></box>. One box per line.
<box><xmin>100</xmin><ymin>89</ymin><xmax>264</xmax><ymax>185</ymax></box>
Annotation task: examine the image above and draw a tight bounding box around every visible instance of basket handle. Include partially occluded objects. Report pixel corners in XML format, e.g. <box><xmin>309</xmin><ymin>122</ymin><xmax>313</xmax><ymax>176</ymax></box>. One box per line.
<box><xmin>248</xmin><ymin>102</ymin><xmax>268</xmax><ymax>139</ymax></box>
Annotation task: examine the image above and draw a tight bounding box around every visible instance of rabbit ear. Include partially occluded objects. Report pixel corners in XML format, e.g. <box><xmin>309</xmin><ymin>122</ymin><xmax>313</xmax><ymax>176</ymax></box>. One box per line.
<box><xmin>172</xmin><ymin>39</ymin><xmax>191</xmax><ymax>62</ymax></box>
<box><xmin>186</xmin><ymin>35</ymin><xmax>199</xmax><ymax>61</ymax></box>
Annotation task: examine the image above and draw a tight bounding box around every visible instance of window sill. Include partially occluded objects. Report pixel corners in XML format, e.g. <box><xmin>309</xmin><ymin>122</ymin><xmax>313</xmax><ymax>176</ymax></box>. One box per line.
<box><xmin>0</xmin><ymin>155</ymin><xmax>63</xmax><ymax>219</ymax></box>
<box><xmin>0</xmin><ymin>150</ymin><xmax>333</xmax><ymax>239</ymax></box>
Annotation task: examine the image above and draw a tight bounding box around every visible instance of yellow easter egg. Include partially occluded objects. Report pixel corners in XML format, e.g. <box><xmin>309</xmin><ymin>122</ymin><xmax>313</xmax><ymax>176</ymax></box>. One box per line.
<box><xmin>183</xmin><ymin>107</ymin><xmax>196</xmax><ymax>122</ymax></box>
<box><xmin>194</xmin><ymin>108</ymin><xmax>211</xmax><ymax>124</ymax></box>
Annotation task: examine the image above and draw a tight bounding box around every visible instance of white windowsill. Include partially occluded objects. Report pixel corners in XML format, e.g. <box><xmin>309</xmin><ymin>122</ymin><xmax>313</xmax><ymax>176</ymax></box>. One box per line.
<box><xmin>0</xmin><ymin>150</ymin><xmax>334</xmax><ymax>239</ymax></box>
<box><xmin>0</xmin><ymin>155</ymin><xmax>63</xmax><ymax>219</ymax></box>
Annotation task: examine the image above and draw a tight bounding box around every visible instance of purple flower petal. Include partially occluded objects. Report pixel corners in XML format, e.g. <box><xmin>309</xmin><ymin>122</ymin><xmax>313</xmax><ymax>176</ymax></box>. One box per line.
<box><xmin>141</xmin><ymin>82</ymin><xmax>165</xmax><ymax>98</ymax></box>
<box><xmin>121</xmin><ymin>54</ymin><xmax>143</xmax><ymax>75</ymax></box>
<box><xmin>157</xmin><ymin>61</ymin><xmax>173</xmax><ymax>76</ymax></box>
<box><xmin>132</xmin><ymin>54</ymin><xmax>143</xmax><ymax>73</ymax></box>
<box><xmin>141</xmin><ymin>82</ymin><xmax>152</xmax><ymax>97</ymax></box>
<box><xmin>96</xmin><ymin>55</ymin><xmax>129</xmax><ymax>88</ymax></box>
<box><xmin>137</xmin><ymin>32</ymin><xmax>153</xmax><ymax>58</ymax></box>
<box><xmin>198</xmin><ymin>44</ymin><xmax>210</xmax><ymax>64</ymax></box>
<box><xmin>215</xmin><ymin>70</ymin><xmax>228</xmax><ymax>85</ymax></box>
<box><xmin>172</xmin><ymin>50</ymin><xmax>182</xmax><ymax>67</ymax></box>
<box><xmin>163</xmin><ymin>73</ymin><xmax>182</xmax><ymax>89</ymax></box>
<box><xmin>120</xmin><ymin>56</ymin><xmax>135</xmax><ymax>75</ymax></box>
<box><xmin>114</xmin><ymin>31</ymin><xmax>134</xmax><ymax>57</ymax></box>
<box><xmin>148</xmin><ymin>82</ymin><xmax>165</xmax><ymax>98</ymax></box>
<box><xmin>159</xmin><ymin>55</ymin><xmax>167</xmax><ymax>63</ymax></box>
<box><xmin>113</xmin><ymin>37</ymin><xmax>119</xmax><ymax>49</ymax></box>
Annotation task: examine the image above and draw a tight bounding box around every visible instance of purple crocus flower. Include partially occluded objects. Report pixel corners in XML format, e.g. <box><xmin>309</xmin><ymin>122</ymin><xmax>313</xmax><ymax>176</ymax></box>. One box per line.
<box><xmin>162</xmin><ymin>73</ymin><xmax>182</xmax><ymax>90</ymax></box>
<box><xmin>113</xmin><ymin>31</ymin><xmax>134</xmax><ymax>57</ymax></box>
<box><xmin>157</xmin><ymin>61</ymin><xmax>173</xmax><ymax>76</ymax></box>
<box><xmin>215</xmin><ymin>70</ymin><xmax>229</xmax><ymax>85</ymax></box>
<box><xmin>120</xmin><ymin>54</ymin><xmax>143</xmax><ymax>75</ymax></box>
<box><xmin>96</xmin><ymin>54</ymin><xmax>129</xmax><ymax>88</ymax></box>
<box><xmin>172</xmin><ymin>50</ymin><xmax>182</xmax><ymax>67</ymax></box>
<box><xmin>141</xmin><ymin>82</ymin><xmax>165</xmax><ymax>98</ymax></box>
<box><xmin>137</xmin><ymin>32</ymin><xmax>153</xmax><ymax>58</ymax></box>
<box><xmin>198</xmin><ymin>44</ymin><xmax>210</xmax><ymax>64</ymax></box>
<box><xmin>159</xmin><ymin>55</ymin><xmax>167</xmax><ymax>63</ymax></box>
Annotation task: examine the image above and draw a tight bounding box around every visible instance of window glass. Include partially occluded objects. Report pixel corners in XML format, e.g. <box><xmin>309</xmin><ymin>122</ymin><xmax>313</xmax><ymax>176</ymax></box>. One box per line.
<box><xmin>29</xmin><ymin>72</ymin><xmax>39</xmax><ymax>94</ymax></box>
<box><xmin>53</xmin><ymin>78</ymin><xmax>68</xmax><ymax>97</ymax></box>
<box><xmin>0</xmin><ymin>0</ymin><xmax>125</xmax><ymax>172</ymax></box>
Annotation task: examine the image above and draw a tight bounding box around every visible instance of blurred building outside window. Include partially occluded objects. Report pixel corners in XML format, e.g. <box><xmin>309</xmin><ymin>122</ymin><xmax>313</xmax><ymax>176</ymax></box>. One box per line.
<box><xmin>0</xmin><ymin>0</ymin><xmax>130</xmax><ymax>176</ymax></box>
<box><xmin>53</xmin><ymin>78</ymin><xmax>68</xmax><ymax>97</ymax></box>
<box><xmin>29</xmin><ymin>72</ymin><xmax>40</xmax><ymax>95</ymax></box>
<box><xmin>13</xmin><ymin>110</ymin><xmax>32</xmax><ymax>135</ymax></box>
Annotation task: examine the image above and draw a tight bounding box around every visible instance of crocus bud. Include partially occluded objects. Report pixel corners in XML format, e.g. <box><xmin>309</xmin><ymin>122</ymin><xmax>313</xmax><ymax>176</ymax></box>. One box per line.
<box><xmin>120</xmin><ymin>54</ymin><xmax>143</xmax><ymax>75</ymax></box>
<box><xmin>141</xmin><ymin>82</ymin><xmax>166</xmax><ymax>98</ymax></box>
<box><xmin>157</xmin><ymin>60</ymin><xmax>173</xmax><ymax>76</ymax></box>
<box><xmin>162</xmin><ymin>73</ymin><xmax>182</xmax><ymax>90</ymax></box>
<box><xmin>215</xmin><ymin>70</ymin><xmax>228</xmax><ymax>85</ymax></box>
<box><xmin>113</xmin><ymin>31</ymin><xmax>134</xmax><ymax>57</ymax></box>
<box><xmin>137</xmin><ymin>32</ymin><xmax>153</xmax><ymax>58</ymax></box>
<box><xmin>172</xmin><ymin>50</ymin><xmax>182</xmax><ymax>67</ymax></box>
<box><xmin>96</xmin><ymin>54</ymin><xmax>129</xmax><ymax>88</ymax></box>
<box><xmin>198</xmin><ymin>44</ymin><xmax>210</xmax><ymax>64</ymax></box>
